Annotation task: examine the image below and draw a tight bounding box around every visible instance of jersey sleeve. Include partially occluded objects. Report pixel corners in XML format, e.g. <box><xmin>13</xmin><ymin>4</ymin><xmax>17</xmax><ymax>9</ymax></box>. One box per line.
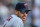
<box><xmin>2</xmin><ymin>19</ymin><xmax>13</xmax><ymax>27</ymax></box>
<box><xmin>2</xmin><ymin>20</ymin><xmax>8</xmax><ymax>27</ymax></box>
<box><xmin>2</xmin><ymin>15</ymin><xmax>13</xmax><ymax>27</ymax></box>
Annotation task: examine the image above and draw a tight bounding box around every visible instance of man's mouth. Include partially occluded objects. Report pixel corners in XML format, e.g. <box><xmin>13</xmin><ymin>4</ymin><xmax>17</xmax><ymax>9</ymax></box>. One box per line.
<box><xmin>22</xmin><ymin>17</ymin><xmax>26</xmax><ymax>21</ymax></box>
<box><xmin>22</xmin><ymin>17</ymin><xmax>26</xmax><ymax>19</ymax></box>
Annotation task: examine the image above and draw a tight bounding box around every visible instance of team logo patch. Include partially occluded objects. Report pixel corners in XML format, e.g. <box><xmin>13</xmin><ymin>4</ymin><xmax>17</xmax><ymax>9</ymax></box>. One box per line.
<box><xmin>24</xmin><ymin>4</ymin><xmax>27</xmax><ymax>7</ymax></box>
<box><xmin>7</xmin><ymin>16</ymin><xmax>13</xmax><ymax>21</ymax></box>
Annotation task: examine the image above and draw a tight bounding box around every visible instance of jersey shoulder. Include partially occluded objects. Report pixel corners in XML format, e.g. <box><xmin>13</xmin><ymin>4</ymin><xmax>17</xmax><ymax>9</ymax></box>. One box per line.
<box><xmin>11</xmin><ymin>14</ymin><xmax>22</xmax><ymax>21</ymax></box>
<box><xmin>3</xmin><ymin>15</ymin><xmax>23</xmax><ymax>27</ymax></box>
<box><xmin>6</xmin><ymin>14</ymin><xmax>22</xmax><ymax>22</ymax></box>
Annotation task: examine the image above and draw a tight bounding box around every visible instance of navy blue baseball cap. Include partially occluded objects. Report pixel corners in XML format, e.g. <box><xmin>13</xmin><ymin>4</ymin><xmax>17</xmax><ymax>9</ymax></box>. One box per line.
<box><xmin>15</xmin><ymin>2</ymin><xmax>31</xmax><ymax>14</ymax></box>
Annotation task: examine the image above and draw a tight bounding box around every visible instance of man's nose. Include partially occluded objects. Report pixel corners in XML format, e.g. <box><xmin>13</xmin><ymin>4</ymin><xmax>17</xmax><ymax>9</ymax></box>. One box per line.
<box><xmin>23</xmin><ymin>13</ymin><xmax>27</xmax><ymax>16</ymax></box>
<box><xmin>24</xmin><ymin>12</ymin><xmax>27</xmax><ymax>14</ymax></box>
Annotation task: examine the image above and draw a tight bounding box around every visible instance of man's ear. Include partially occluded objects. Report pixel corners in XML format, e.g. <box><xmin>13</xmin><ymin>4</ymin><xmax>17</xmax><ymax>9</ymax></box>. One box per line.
<box><xmin>15</xmin><ymin>10</ymin><xmax>18</xmax><ymax>14</ymax></box>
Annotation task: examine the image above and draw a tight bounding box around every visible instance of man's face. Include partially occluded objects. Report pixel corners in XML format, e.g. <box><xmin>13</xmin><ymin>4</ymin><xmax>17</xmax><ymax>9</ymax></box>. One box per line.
<box><xmin>17</xmin><ymin>11</ymin><xmax>27</xmax><ymax>22</ymax></box>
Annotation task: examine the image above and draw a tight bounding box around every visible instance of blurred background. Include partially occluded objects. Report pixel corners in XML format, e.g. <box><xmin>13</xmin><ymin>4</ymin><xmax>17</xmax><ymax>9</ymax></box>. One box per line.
<box><xmin>0</xmin><ymin>0</ymin><xmax>40</xmax><ymax>27</ymax></box>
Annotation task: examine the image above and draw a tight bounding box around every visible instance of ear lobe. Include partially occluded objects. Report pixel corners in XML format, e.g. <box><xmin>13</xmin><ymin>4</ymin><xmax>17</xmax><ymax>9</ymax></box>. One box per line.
<box><xmin>15</xmin><ymin>10</ymin><xmax>18</xmax><ymax>14</ymax></box>
<box><xmin>15</xmin><ymin>10</ymin><xmax>17</xmax><ymax>13</ymax></box>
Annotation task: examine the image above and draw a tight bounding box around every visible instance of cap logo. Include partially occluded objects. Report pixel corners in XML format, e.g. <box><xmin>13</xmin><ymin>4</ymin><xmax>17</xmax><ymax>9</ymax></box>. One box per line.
<box><xmin>24</xmin><ymin>4</ymin><xmax>27</xmax><ymax>7</ymax></box>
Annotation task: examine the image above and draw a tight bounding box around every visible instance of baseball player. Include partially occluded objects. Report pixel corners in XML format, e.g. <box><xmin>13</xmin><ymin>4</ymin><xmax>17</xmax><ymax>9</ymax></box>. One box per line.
<box><xmin>3</xmin><ymin>14</ymin><xmax>24</xmax><ymax>27</ymax></box>
<box><xmin>3</xmin><ymin>2</ymin><xmax>31</xmax><ymax>27</ymax></box>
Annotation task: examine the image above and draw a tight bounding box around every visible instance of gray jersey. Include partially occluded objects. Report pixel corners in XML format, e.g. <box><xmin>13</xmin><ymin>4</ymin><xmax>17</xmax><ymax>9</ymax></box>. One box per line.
<box><xmin>3</xmin><ymin>15</ymin><xmax>24</xmax><ymax>27</ymax></box>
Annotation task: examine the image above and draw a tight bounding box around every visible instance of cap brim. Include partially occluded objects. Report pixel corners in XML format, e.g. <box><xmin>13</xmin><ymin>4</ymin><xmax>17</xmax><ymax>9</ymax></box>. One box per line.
<box><xmin>26</xmin><ymin>10</ymin><xmax>31</xmax><ymax>11</ymax></box>
<box><xmin>26</xmin><ymin>10</ymin><xmax>31</xmax><ymax>13</ymax></box>
<box><xmin>20</xmin><ymin>9</ymin><xmax>31</xmax><ymax>13</ymax></box>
